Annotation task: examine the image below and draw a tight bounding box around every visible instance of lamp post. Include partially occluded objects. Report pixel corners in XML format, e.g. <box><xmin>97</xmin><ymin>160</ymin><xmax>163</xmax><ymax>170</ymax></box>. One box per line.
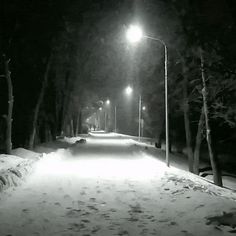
<box><xmin>141</xmin><ymin>105</ymin><xmax>146</xmax><ymax>137</ymax></box>
<box><xmin>126</xmin><ymin>24</ymin><xmax>169</xmax><ymax>167</ymax></box>
<box><xmin>114</xmin><ymin>105</ymin><xmax>117</xmax><ymax>132</ymax></box>
<box><xmin>105</xmin><ymin>99</ymin><xmax>110</xmax><ymax>132</ymax></box>
<box><xmin>138</xmin><ymin>95</ymin><xmax>142</xmax><ymax>141</ymax></box>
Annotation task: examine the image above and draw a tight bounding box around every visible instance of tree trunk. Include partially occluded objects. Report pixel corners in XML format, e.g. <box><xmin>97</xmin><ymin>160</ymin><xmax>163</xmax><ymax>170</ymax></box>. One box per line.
<box><xmin>75</xmin><ymin>111</ymin><xmax>80</xmax><ymax>136</ymax></box>
<box><xmin>200</xmin><ymin>48</ymin><xmax>223</xmax><ymax>187</ymax></box>
<box><xmin>4</xmin><ymin>55</ymin><xmax>14</xmax><ymax>154</ymax></box>
<box><xmin>78</xmin><ymin>111</ymin><xmax>82</xmax><ymax>134</ymax></box>
<box><xmin>183</xmin><ymin>75</ymin><xmax>194</xmax><ymax>173</ymax></box>
<box><xmin>70</xmin><ymin>119</ymin><xmax>74</xmax><ymax>137</ymax></box>
<box><xmin>193</xmin><ymin>106</ymin><xmax>204</xmax><ymax>175</ymax></box>
<box><xmin>60</xmin><ymin>71</ymin><xmax>71</xmax><ymax>135</ymax></box>
<box><xmin>28</xmin><ymin>54</ymin><xmax>52</xmax><ymax>149</ymax></box>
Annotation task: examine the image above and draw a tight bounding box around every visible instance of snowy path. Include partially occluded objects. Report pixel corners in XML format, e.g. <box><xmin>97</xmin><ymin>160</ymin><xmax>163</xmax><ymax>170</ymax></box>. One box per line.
<box><xmin>0</xmin><ymin>132</ymin><xmax>236</xmax><ymax>236</ymax></box>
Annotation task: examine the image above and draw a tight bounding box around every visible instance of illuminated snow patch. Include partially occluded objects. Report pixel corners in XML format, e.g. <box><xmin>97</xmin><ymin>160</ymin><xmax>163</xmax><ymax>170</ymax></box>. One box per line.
<box><xmin>86</xmin><ymin>138</ymin><xmax>132</xmax><ymax>146</ymax></box>
<box><xmin>35</xmin><ymin>152</ymin><xmax>167</xmax><ymax>180</ymax></box>
<box><xmin>89</xmin><ymin>132</ymin><xmax>120</xmax><ymax>138</ymax></box>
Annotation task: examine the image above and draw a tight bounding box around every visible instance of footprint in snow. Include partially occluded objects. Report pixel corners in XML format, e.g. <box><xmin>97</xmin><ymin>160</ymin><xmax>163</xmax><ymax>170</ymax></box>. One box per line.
<box><xmin>54</xmin><ymin>202</ymin><xmax>61</xmax><ymax>206</ymax></box>
<box><xmin>68</xmin><ymin>223</ymin><xmax>85</xmax><ymax>232</ymax></box>
<box><xmin>181</xmin><ymin>230</ymin><xmax>194</xmax><ymax>236</ymax></box>
<box><xmin>194</xmin><ymin>204</ymin><xmax>205</xmax><ymax>210</ymax></box>
<box><xmin>169</xmin><ymin>221</ymin><xmax>177</xmax><ymax>226</ymax></box>
<box><xmin>89</xmin><ymin>198</ymin><xmax>96</xmax><ymax>202</ymax></box>
<box><xmin>82</xmin><ymin>211</ymin><xmax>91</xmax><ymax>216</ymax></box>
<box><xmin>101</xmin><ymin>213</ymin><xmax>110</xmax><ymax>219</ymax></box>
<box><xmin>87</xmin><ymin>205</ymin><xmax>98</xmax><ymax>211</ymax></box>
<box><xmin>22</xmin><ymin>208</ymin><xmax>30</xmax><ymax>213</ymax></box>
<box><xmin>43</xmin><ymin>218</ymin><xmax>50</xmax><ymax>223</ymax></box>
<box><xmin>78</xmin><ymin>200</ymin><xmax>85</xmax><ymax>205</ymax></box>
<box><xmin>144</xmin><ymin>215</ymin><xmax>154</xmax><ymax>220</ymax></box>
<box><xmin>128</xmin><ymin>217</ymin><xmax>139</xmax><ymax>222</ymax></box>
<box><xmin>118</xmin><ymin>230</ymin><xmax>129</xmax><ymax>235</ymax></box>
<box><xmin>141</xmin><ymin>197</ymin><xmax>150</xmax><ymax>201</ymax></box>
<box><xmin>141</xmin><ymin>228</ymin><xmax>149</xmax><ymax>234</ymax></box>
<box><xmin>66</xmin><ymin>209</ymin><xmax>82</xmax><ymax>218</ymax></box>
<box><xmin>40</xmin><ymin>200</ymin><xmax>47</xmax><ymax>204</ymax></box>
<box><xmin>91</xmin><ymin>226</ymin><xmax>101</xmax><ymax>233</ymax></box>
<box><xmin>129</xmin><ymin>204</ymin><xmax>143</xmax><ymax>214</ymax></box>
<box><xmin>81</xmin><ymin>219</ymin><xmax>90</xmax><ymax>223</ymax></box>
<box><xmin>158</xmin><ymin>218</ymin><xmax>170</xmax><ymax>223</ymax></box>
<box><xmin>64</xmin><ymin>194</ymin><xmax>72</xmax><ymax>199</ymax></box>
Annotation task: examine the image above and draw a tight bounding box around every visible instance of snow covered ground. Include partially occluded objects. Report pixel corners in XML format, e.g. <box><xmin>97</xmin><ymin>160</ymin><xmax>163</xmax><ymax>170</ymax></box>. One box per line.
<box><xmin>0</xmin><ymin>132</ymin><xmax>236</xmax><ymax>236</ymax></box>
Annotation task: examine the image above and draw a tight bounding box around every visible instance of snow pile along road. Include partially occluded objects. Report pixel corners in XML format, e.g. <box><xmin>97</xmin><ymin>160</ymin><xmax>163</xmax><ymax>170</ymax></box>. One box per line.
<box><xmin>0</xmin><ymin>148</ymin><xmax>41</xmax><ymax>192</ymax></box>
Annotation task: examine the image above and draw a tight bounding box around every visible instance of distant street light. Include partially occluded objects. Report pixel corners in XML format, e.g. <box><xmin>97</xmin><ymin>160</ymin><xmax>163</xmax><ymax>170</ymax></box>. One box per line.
<box><xmin>126</xmin><ymin>24</ymin><xmax>169</xmax><ymax>167</ymax></box>
<box><xmin>142</xmin><ymin>106</ymin><xmax>146</xmax><ymax>111</ymax></box>
<box><xmin>125</xmin><ymin>85</ymin><xmax>133</xmax><ymax>96</ymax></box>
<box><xmin>106</xmin><ymin>99</ymin><xmax>110</xmax><ymax>105</ymax></box>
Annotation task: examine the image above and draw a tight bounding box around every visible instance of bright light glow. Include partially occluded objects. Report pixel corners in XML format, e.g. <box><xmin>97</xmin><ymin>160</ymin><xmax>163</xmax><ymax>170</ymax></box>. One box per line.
<box><xmin>126</xmin><ymin>25</ymin><xmax>143</xmax><ymax>43</ymax></box>
<box><xmin>106</xmin><ymin>99</ymin><xmax>110</xmax><ymax>105</ymax></box>
<box><xmin>125</xmin><ymin>86</ymin><xmax>133</xmax><ymax>96</ymax></box>
<box><xmin>35</xmin><ymin>152</ymin><xmax>166</xmax><ymax>180</ymax></box>
<box><xmin>142</xmin><ymin>106</ymin><xmax>146</xmax><ymax>111</ymax></box>
<box><xmin>99</xmin><ymin>107</ymin><xmax>102</xmax><ymax>111</ymax></box>
<box><xmin>90</xmin><ymin>132</ymin><xmax>119</xmax><ymax>137</ymax></box>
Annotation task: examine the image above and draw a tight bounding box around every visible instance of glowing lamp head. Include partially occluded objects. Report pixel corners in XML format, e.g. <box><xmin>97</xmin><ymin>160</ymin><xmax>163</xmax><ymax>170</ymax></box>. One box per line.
<box><xmin>99</xmin><ymin>107</ymin><xmax>102</xmax><ymax>111</ymax></box>
<box><xmin>106</xmin><ymin>99</ymin><xmax>110</xmax><ymax>105</ymax></box>
<box><xmin>126</xmin><ymin>25</ymin><xmax>143</xmax><ymax>43</ymax></box>
<box><xmin>142</xmin><ymin>106</ymin><xmax>146</xmax><ymax>111</ymax></box>
<box><xmin>125</xmin><ymin>86</ymin><xmax>133</xmax><ymax>96</ymax></box>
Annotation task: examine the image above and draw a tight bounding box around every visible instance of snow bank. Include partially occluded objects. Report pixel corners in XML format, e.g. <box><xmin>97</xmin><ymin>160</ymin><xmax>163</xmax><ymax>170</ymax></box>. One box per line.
<box><xmin>0</xmin><ymin>149</ymin><xmax>40</xmax><ymax>192</ymax></box>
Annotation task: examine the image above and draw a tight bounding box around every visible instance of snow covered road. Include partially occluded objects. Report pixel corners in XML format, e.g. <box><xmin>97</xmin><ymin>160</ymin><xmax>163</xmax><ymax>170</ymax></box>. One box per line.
<box><xmin>0</xmin><ymin>132</ymin><xmax>236</xmax><ymax>236</ymax></box>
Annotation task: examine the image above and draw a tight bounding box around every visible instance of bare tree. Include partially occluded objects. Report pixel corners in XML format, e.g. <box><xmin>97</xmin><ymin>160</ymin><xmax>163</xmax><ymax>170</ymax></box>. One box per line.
<box><xmin>181</xmin><ymin>59</ymin><xmax>194</xmax><ymax>173</ymax></box>
<box><xmin>193</xmin><ymin>106</ymin><xmax>204</xmax><ymax>175</ymax></box>
<box><xmin>28</xmin><ymin>54</ymin><xmax>52</xmax><ymax>149</ymax></box>
<box><xmin>2</xmin><ymin>55</ymin><xmax>14</xmax><ymax>154</ymax></box>
<box><xmin>199</xmin><ymin>48</ymin><xmax>223</xmax><ymax>187</ymax></box>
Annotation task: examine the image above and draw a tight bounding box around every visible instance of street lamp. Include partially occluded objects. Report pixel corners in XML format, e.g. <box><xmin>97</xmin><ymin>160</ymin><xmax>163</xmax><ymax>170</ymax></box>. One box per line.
<box><xmin>106</xmin><ymin>99</ymin><xmax>110</xmax><ymax>105</ymax></box>
<box><xmin>126</xmin><ymin>24</ymin><xmax>169</xmax><ymax>167</ymax></box>
<box><xmin>114</xmin><ymin>105</ymin><xmax>117</xmax><ymax>133</ymax></box>
<box><xmin>125</xmin><ymin>85</ymin><xmax>133</xmax><ymax>96</ymax></box>
<box><xmin>126</xmin><ymin>25</ymin><xmax>143</xmax><ymax>43</ymax></box>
